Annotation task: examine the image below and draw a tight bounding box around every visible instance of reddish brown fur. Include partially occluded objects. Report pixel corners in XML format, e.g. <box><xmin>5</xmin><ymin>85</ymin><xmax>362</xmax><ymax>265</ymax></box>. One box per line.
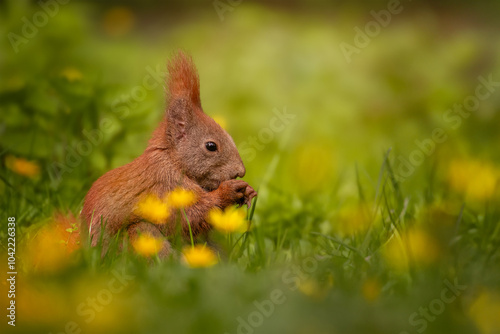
<box><xmin>167</xmin><ymin>52</ymin><xmax>201</xmax><ymax>108</ymax></box>
<box><xmin>81</xmin><ymin>51</ymin><xmax>256</xmax><ymax>256</ymax></box>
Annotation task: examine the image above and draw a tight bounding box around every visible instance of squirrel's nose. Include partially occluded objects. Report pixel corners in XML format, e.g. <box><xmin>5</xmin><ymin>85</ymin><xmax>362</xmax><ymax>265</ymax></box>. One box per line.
<box><xmin>233</xmin><ymin>165</ymin><xmax>246</xmax><ymax>179</ymax></box>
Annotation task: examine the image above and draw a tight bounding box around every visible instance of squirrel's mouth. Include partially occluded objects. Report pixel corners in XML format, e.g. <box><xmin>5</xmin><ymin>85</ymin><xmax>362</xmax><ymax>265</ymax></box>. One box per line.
<box><xmin>201</xmin><ymin>173</ymin><xmax>238</xmax><ymax>192</ymax></box>
<box><xmin>201</xmin><ymin>179</ymin><xmax>220</xmax><ymax>192</ymax></box>
<box><xmin>203</xmin><ymin>185</ymin><xmax>216</xmax><ymax>192</ymax></box>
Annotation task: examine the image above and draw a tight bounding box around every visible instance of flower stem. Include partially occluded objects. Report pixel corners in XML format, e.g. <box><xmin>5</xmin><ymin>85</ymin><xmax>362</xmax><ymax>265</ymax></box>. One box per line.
<box><xmin>182</xmin><ymin>207</ymin><xmax>194</xmax><ymax>248</ymax></box>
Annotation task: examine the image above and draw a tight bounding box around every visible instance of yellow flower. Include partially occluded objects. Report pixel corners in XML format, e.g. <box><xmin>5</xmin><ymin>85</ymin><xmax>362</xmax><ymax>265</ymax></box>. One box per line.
<box><xmin>448</xmin><ymin>160</ymin><xmax>499</xmax><ymax>201</ymax></box>
<box><xmin>132</xmin><ymin>234</ymin><xmax>163</xmax><ymax>257</ymax></box>
<box><xmin>26</xmin><ymin>228</ymin><xmax>68</xmax><ymax>272</ymax></box>
<box><xmin>298</xmin><ymin>277</ymin><xmax>333</xmax><ymax>300</ymax></box>
<box><xmin>334</xmin><ymin>203</ymin><xmax>374</xmax><ymax>236</ymax></box>
<box><xmin>383</xmin><ymin>228</ymin><xmax>440</xmax><ymax>271</ymax></box>
<box><xmin>469</xmin><ymin>290</ymin><xmax>500</xmax><ymax>334</ymax></box>
<box><xmin>134</xmin><ymin>194</ymin><xmax>170</xmax><ymax>224</ymax></box>
<box><xmin>5</xmin><ymin>155</ymin><xmax>40</xmax><ymax>178</ymax></box>
<box><xmin>407</xmin><ymin>229</ymin><xmax>441</xmax><ymax>263</ymax></box>
<box><xmin>23</xmin><ymin>218</ymin><xmax>80</xmax><ymax>273</ymax></box>
<box><xmin>208</xmin><ymin>206</ymin><xmax>246</xmax><ymax>233</ymax></box>
<box><xmin>60</xmin><ymin>67</ymin><xmax>83</xmax><ymax>82</ymax></box>
<box><xmin>362</xmin><ymin>278</ymin><xmax>382</xmax><ymax>302</ymax></box>
<box><xmin>167</xmin><ymin>188</ymin><xmax>197</xmax><ymax>208</ymax></box>
<box><xmin>182</xmin><ymin>245</ymin><xmax>218</xmax><ymax>268</ymax></box>
<box><xmin>383</xmin><ymin>236</ymin><xmax>408</xmax><ymax>271</ymax></box>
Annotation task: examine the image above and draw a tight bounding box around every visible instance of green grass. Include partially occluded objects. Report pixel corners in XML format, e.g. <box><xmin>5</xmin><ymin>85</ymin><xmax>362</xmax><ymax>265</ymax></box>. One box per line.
<box><xmin>1</xmin><ymin>1</ymin><xmax>500</xmax><ymax>334</ymax></box>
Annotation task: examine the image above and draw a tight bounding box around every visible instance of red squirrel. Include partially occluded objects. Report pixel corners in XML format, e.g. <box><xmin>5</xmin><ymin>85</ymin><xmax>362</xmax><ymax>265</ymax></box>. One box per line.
<box><xmin>81</xmin><ymin>51</ymin><xmax>257</xmax><ymax>257</ymax></box>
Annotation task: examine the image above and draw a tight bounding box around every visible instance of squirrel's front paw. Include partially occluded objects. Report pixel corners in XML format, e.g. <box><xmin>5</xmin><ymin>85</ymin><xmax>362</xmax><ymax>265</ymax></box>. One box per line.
<box><xmin>241</xmin><ymin>185</ymin><xmax>257</xmax><ymax>208</ymax></box>
<box><xmin>214</xmin><ymin>179</ymin><xmax>250</xmax><ymax>208</ymax></box>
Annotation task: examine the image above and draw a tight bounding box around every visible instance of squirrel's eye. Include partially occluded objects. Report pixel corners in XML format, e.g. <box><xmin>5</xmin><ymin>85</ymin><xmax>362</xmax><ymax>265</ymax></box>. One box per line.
<box><xmin>205</xmin><ymin>141</ymin><xmax>217</xmax><ymax>152</ymax></box>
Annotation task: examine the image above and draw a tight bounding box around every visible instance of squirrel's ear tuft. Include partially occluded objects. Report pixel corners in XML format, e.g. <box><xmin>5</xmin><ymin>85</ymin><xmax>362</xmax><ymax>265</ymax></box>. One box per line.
<box><xmin>167</xmin><ymin>51</ymin><xmax>201</xmax><ymax>108</ymax></box>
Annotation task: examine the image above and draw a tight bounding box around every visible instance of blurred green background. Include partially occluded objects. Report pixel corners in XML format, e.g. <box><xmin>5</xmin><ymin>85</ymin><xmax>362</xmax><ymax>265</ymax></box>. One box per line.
<box><xmin>1</xmin><ymin>0</ymin><xmax>500</xmax><ymax>333</ymax></box>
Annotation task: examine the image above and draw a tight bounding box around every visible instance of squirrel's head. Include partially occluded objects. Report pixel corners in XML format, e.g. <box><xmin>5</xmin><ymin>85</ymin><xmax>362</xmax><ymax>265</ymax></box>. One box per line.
<box><xmin>154</xmin><ymin>51</ymin><xmax>245</xmax><ymax>191</ymax></box>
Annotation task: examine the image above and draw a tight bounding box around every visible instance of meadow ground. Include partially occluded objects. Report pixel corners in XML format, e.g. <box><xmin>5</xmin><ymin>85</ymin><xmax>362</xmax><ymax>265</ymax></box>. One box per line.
<box><xmin>1</xmin><ymin>1</ymin><xmax>500</xmax><ymax>334</ymax></box>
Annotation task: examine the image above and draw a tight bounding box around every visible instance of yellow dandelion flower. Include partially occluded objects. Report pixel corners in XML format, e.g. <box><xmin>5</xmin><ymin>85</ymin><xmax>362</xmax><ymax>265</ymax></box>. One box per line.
<box><xmin>383</xmin><ymin>235</ymin><xmax>408</xmax><ymax>271</ymax></box>
<box><xmin>167</xmin><ymin>187</ymin><xmax>197</xmax><ymax>208</ymax></box>
<box><xmin>407</xmin><ymin>229</ymin><xmax>441</xmax><ymax>263</ymax></box>
<box><xmin>23</xmin><ymin>221</ymin><xmax>79</xmax><ymax>273</ymax></box>
<box><xmin>182</xmin><ymin>245</ymin><xmax>218</xmax><ymax>268</ymax></box>
<box><xmin>60</xmin><ymin>67</ymin><xmax>83</xmax><ymax>82</ymax></box>
<box><xmin>448</xmin><ymin>160</ymin><xmax>499</xmax><ymax>201</ymax></box>
<box><xmin>334</xmin><ymin>203</ymin><xmax>374</xmax><ymax>236</ymax></box>
<box><xmin>132</xmin><ymin>234</ymin><xmax>163</xmax><ymax>257</ymax></box>
<box><xmin>469</xmin><ymin>290</ymin><xmax>500</xmax><ymax>334</ymax></box>
<box><xmin>212</xmin><ymin>115</ymin><xmax>228</xmax><ymax>130</ymax></box>
<box><xmin>383</xmin><ymin>229</ymin><xmax>441</xmax><ymax>271</ymax></box>
<box><xmin>207</xmin><ymin>206</ymin><xmax>246</xmax><ymax>233</ymax></box>
<box><xmin>362</xmin><ymin>278</ymin><xmax>382</xmax><ymax>302</ymax></box>
<box><xmin>134</xmin><ymin>194</ymin><xmax>170</xmax><ymax>224</ymax></box>
<box><xmin>5</xmin><ymin>155</ymin><xmax>40</xmax><ymax>178</ymax></box>
<box><xmin>298</xmin><ymin>279</ymin><xmax>330</xmax><ymax>300</ymax></box>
